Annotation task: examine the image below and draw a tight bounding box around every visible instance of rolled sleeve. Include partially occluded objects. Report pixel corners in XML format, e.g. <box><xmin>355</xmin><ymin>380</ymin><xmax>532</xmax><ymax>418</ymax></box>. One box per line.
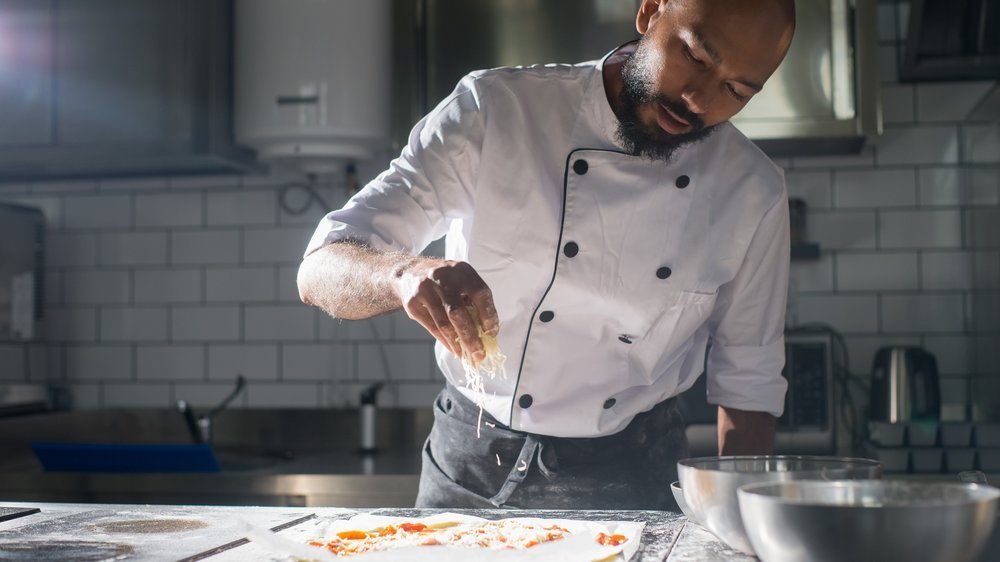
<box><xmin>706</xmin><ymin>338</ymin><xmax>787</xmax><ymax>416</ymax></box>
<box><xmin>705</xmin><ymin>186</ymin><xmax>790</xmax><ymax>417</ymax></box>
<box><xmin>304</xmin><ymin>73</ymin><xmax>487</xmax><ymax>257</ymax></box>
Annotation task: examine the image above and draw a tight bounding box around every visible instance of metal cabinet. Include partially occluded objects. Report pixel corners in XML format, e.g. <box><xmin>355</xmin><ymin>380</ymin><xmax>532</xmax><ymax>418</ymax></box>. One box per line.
<box><xmin>54</xmin><ymin>0</ymin><xmax>189</xmax><ymax>145</ymax></box>
<box><xmin>0</xmin><ymin>0</ymin><xmax>255</xmax><ymax>179</ymax></box>
<box><xmin>412</xmin><ymin>0</ymin><xmax>882</xmax><ymax>157</ymax></box>
<box><xmin>0</xmin><ymin>0</ymin><xmax>54</xmax><ymax>148</ymax></box>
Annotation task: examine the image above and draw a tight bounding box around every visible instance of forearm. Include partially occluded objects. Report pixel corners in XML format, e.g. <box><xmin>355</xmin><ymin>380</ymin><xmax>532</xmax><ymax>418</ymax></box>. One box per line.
<box><xmin>299</xmin><ymin>239</ymin><xmax>498</xmax><ymax>362</ymax></box>
<box><xmin>297</xmin><ymin>241</ymin><xmax>419</xmax><ymax>320</ymax></box>
<box><xmin>717</xmin><ymin>405</ymin><xmax>776</xmax><ymax>455</ymax></box>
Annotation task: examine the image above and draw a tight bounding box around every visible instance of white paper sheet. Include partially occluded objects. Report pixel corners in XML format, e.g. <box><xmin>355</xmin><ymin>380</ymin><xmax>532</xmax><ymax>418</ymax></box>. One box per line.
<box><xmin>246</xmin><ymin>513</ymin><xmax>645</xmax><ymax>562</ymax></box>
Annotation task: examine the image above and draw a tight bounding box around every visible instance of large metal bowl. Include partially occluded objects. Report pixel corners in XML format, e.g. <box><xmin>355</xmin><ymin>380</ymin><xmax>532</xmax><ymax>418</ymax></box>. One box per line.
<box><xmin>737</xmin><ymin>480</ymin><xmax>1000</xmax><ymax>562</ymax></box>
<box><xmin>669</xmin><ymin>481</ymin><xmax>696</xmax><ymax>521</ymax></box>
<box><xmin>676</xmin><ymin>456</ymin><xmax>882</xmax><ymax>554</ymax></box>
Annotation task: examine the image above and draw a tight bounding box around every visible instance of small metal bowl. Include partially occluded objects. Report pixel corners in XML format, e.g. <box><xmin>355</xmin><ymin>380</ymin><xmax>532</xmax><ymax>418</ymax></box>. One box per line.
<box><xmin>737</xmin><ymin>480</ymin><xmax>1000</xmax><ymax>562</ymax></box>
<box><xmin>677</xmin><ymin>455</ymin><xmax>882</xmax><ymax>554</ymax></box>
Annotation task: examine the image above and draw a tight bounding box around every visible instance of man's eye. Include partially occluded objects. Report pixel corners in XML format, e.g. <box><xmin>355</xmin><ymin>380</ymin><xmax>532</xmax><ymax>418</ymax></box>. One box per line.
<box><xmin>684</xmin><ymin>48</ymin><xmax>705</xmax><ymax>67</ymax></box>
<box><xmin>727</xmin><ymin>84</ymin><xmax>749</xmax><ymax>102</ymax></box>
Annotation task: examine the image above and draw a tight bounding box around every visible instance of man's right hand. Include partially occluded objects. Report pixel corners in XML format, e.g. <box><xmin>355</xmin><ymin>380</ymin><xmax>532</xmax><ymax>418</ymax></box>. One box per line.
<box><xmin>392</xmin><ymin>257</ymin><xmax>499</xmax><ymax>365</ymax></box>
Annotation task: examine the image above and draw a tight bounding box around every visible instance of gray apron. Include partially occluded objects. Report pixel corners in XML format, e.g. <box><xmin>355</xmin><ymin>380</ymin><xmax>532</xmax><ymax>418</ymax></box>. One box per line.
<box><xmin>415</xmin><ymin>384</ymin><xmax>689</xmax><ymax>510</ymax></box>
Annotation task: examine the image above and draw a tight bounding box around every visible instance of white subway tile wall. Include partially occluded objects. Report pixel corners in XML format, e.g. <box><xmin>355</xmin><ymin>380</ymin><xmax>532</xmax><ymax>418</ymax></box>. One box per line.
<box><xmin>134</xmin><ymin>269</ymin><xmax>202</xmax><ymax>304</ymax></box>
<box><xmin>785</xmin><ymin>0</ymin><xmax>1000</xmax><ymax>418</ymax></box>
<box><xmin>207</xmin><ymin>344</ymin><xmax>278</xmax><ymax>381</ymax></box>
<box><xmin>99</xmin><ymin>231</ymin><xmax>168</xmax><ymax>266</ymax></box>
<box><xmin>134</xmin><ymin>192</ymin><xmax>204</xmax><ymax>228</ymax></box>
<box><xmin>836</xmin><ymin>253</ymin><xmax>918</xmax><ymax>291</ymax></box>
<box><xmin>0</xmin><ymin>0</ymin><xmax>996</xmax><ymax>413</ymax></box>
<box><xmin>99</xmin><ymin>307</ymin><xmax>169</xmax><ymax>342</ymax></box>
<box><xmin>879</xmin><ymin>85</ymin><xmax>914</xmax><ymax>125</ymax></box>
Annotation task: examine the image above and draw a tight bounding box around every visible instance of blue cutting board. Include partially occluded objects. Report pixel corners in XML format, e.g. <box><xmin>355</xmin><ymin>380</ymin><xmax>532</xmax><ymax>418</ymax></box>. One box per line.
<box><xmin>31</xmin><ymin>442</ymin><xmax>221</xmax><ymax>473</ymax></box>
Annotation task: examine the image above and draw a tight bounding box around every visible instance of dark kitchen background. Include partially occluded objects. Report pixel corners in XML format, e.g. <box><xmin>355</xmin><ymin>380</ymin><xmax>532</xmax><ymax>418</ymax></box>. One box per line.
<box><xmin>0</xmin><ymin>0</ymin><xmax>997</xmax><ymax>506</ymax></box>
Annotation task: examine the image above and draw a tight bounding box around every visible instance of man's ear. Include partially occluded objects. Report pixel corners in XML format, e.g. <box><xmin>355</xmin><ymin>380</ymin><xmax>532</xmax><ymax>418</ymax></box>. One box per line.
<box><xmin>635</xmin><ymin>0</ymin><xmax>665</xmax><ymax>35</ymax></box>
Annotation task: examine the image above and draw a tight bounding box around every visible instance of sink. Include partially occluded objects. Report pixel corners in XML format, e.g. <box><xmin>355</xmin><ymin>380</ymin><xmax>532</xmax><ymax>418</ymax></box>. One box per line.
<box><xmin>0</xmin><ymin>408</ymin><xmax>430</xmax><ymax>476</ymax></box>
<box><xmin>0</xmin><ymin>409</ymin><xmax>428</xmax><ymax>506</ymax></box>
<box><xmin>28</xmin><ymin>442</ymin><xmax>301</xmax><ymax>474</ymax></box>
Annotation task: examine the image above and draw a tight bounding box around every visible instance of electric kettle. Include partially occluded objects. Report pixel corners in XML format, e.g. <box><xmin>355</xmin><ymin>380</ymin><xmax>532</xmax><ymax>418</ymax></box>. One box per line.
<box><xmin>870</xmin><ymin>346</ymin><xmax>941</xmax><ymax>423</ymax></box>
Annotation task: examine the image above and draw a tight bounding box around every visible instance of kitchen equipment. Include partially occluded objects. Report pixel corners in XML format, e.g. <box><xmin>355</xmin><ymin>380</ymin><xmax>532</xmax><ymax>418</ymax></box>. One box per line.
<box><xmin>870</xmin><ymin>346</ymin><xmax>941</xmax><ymax>423</ymax></box>
<box><xmin>235</xmin><ymin>0</ymin><xmax>391</xmax><ymax>175</ymax></box>
<box><xmin>0</xmin><ymin>203</ymin><xmax>44</xmax><ymax>342</ymax></box>
<box><xmin>683</xmin><ymin>331</ymin><xmax>837</xmax><ymax>455</ymax></box>
<box><xmin>676</xmin><ymin>455</ymin><xmax>882</xmax><ymax>555</ymax></box>
<box><xmin>902</xmin><ymin>0</ymin><xmax>1000</xmax><ymax>81</ymax></box>
<box><xmin>737</xmin><ymin>480</ymin><xmax>1000</xmax><ymax>562</ymax></box>
<box><xmin>960</xmin><ymin>469</ymin><xmax>990</xmax><ymax>484</ymax></box>
<box><xmin>420</xmin><ymin>0</ymin><xmax>880</xmax><ymax>156</ymax></box>
<box><xmin>0</xmin><ymin>384</ymin><xmax>47</xmax><ymax>417</ymax></box>
<box><xmin>359</xmin><ymin>383</ymin><xmax>384</xmax><ymax>454</ymax></box>
<box><xmin>0</xmin><ymin>506</ymin><xmax>39</xmax><ymax>523</ymax></box>
<box><xmin>177</xmin><ymin>374</ymin><xmax>246</xmax><ymax>445</ymax></box>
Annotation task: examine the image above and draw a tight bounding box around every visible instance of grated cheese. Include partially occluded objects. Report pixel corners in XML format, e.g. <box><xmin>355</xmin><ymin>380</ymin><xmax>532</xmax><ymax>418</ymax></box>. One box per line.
<box><xmin>460</xmin><ymin>306</ymin><xmax>507</xmax><ymax>438</ymax></box>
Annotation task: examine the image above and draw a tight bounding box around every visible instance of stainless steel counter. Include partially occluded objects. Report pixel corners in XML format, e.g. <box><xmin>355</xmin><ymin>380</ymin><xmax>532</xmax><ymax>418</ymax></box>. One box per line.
<box><xmin>0</xmin><ymin>501</ymin><xmax>753</xmax><ymax>561</ymax></box>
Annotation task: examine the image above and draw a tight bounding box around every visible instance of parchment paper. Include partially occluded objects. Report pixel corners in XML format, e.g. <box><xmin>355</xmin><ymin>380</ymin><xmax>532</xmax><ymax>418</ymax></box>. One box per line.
<box><xmin>244</xmin><ymin>512</ymin><xmax>645</xmax><ymax>562</ymax></box>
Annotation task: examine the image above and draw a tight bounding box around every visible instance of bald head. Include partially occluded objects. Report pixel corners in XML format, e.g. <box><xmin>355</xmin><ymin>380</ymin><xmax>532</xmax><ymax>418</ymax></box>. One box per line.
<box><xmin>656</xmin><ymin>0</ymin><xmax>796</xmax><ymax>77</ymax></box>
<box><xmin>607</xmin><ymin>0</ymin><xmax>797</xmax><ymax>160</ymax></box>
<box><xmin>630</xmin><ymin>0</ymin><xmax>796</xmax><ymax>115</ymax></box>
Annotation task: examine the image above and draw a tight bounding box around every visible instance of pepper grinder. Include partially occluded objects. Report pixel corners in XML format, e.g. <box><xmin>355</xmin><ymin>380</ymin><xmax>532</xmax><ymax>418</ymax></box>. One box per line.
<box><xmin>358</xmin><ymin>383</ymin><xmax>384</xmax><ymax>455</ymax></box>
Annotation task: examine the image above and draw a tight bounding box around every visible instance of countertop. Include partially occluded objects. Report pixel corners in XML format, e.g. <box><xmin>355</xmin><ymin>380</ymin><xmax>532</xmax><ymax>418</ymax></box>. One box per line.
<box><xmin>0</xmin><ymin>501</ymin><xmax>752</xmax><ymax>561</ymax></box>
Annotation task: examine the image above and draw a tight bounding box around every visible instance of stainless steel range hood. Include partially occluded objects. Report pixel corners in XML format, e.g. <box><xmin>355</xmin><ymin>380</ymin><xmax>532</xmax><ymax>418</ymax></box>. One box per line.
<box><xmin>409</xmin><ymin>0</ymin><xmax>882</xmax><ymax>157</ymax></box>
<box><xmin>728</xmin><ymin>0</ymin><xmax>882</xmax><ymax>155</ymax></box>
<box><xmin>901</xmin><ymin>0</ymin><xmax>1000</xmax><ymax>82</ymax></box>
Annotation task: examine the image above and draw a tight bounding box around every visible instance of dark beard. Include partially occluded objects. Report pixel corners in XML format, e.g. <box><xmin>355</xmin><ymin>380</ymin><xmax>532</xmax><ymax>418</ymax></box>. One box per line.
<box><xmin>615</xmin><ymin>45</ymin><xmax>719</xmax><ymax>162</ymax></box>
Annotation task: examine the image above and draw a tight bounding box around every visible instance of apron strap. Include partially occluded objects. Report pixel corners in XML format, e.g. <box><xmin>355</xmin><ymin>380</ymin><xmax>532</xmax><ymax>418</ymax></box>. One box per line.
<box><xmin>488</xmin><ymin>434</ymin><xmax>559</xmax><ymax>506</ymax></box>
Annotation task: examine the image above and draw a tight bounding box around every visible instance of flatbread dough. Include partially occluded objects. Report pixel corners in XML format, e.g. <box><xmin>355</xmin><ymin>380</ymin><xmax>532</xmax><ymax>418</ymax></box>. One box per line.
<box><xmin>251</xmin><ymin>513</ymin><xmax>644</xmax><ymax>562</ymax></box>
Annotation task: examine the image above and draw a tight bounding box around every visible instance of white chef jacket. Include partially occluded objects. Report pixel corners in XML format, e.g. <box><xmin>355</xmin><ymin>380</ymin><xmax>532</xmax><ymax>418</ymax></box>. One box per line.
<box><xmin>305</xmin><ymin>51</ymin><xmax>790</xmax><ymax>438</ymax></box>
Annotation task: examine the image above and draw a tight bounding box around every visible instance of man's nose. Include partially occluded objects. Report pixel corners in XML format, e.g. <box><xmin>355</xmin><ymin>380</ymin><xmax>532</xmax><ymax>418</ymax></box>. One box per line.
<box><xmin>680</xmin><ymin>81</ymin><xmax>714</xmax><ymax>115</ymax></box>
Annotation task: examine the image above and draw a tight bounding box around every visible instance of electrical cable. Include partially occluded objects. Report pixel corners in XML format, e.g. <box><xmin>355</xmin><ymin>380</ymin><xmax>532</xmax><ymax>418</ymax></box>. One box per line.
<box><xmin>278</xmin><ymin>177</ymin><xmax>331</xmax><ymax>216</ymax></box>
<box><xmin>277</xmin><ymin>164</ymin><xmax>358</xmax><ymax>217</ymax></box>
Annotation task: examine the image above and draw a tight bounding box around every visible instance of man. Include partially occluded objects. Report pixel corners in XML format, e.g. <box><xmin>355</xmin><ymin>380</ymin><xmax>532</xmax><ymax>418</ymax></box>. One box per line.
<box><xmin>298</xmin><ymin>0</ymin><xmax>796</xmax><ymax>510</ymax></box>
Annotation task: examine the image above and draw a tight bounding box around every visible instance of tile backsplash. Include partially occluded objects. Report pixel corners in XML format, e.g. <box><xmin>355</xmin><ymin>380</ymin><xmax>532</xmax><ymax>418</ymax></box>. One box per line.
<box><xmin>784</xmin><ymin>0</ymin><xmax>999</xmax><ymax>418</ymax></box>
<box><xmin>0</xmin><ymin>0</ymin><xmax>997</xmax><ymax>418</ymax></box>
<box><xmin>0</xmin><ymin>164</ymin><xmax>444</xmax><ymax>410</ymax></box>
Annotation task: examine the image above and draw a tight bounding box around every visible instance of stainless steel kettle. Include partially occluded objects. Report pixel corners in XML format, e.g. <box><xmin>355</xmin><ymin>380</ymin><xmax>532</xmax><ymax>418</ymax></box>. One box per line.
<box><xmin>870</xmin><ymin>346</ymin><xmax>941</xmax><ymax>423</ymax></box>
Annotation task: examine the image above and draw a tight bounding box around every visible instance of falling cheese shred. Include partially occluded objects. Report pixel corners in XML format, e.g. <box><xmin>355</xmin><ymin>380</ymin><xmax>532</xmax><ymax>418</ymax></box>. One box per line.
<box><xmin>461</xmin><ymin>306</ymin><xmax>507</xmax><ymax>438</ymax></box>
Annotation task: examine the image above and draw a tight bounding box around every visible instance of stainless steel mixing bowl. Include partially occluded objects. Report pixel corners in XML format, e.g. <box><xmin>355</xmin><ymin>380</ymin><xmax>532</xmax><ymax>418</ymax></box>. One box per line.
<box><xmin>676</xmin><ymin>456</ymin><xmax>882</xmax><ymax>554</ymax></box>
<box><xmin>737</xmin><ymin>480</ymin><xmax>1000</xmax><ymax>562</ymax></box>
<box><xmin>669</xmin><ymin>481</ymin><xmax>696</xmax><ymax>521</ymax></box>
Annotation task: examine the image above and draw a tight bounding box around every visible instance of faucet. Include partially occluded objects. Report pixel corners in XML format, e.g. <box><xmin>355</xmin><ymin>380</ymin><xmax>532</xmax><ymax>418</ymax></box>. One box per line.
<box><xmin>177</xmin><ymin>374</ymin><xmax>246</xmax><ymax>445</ymax></box>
